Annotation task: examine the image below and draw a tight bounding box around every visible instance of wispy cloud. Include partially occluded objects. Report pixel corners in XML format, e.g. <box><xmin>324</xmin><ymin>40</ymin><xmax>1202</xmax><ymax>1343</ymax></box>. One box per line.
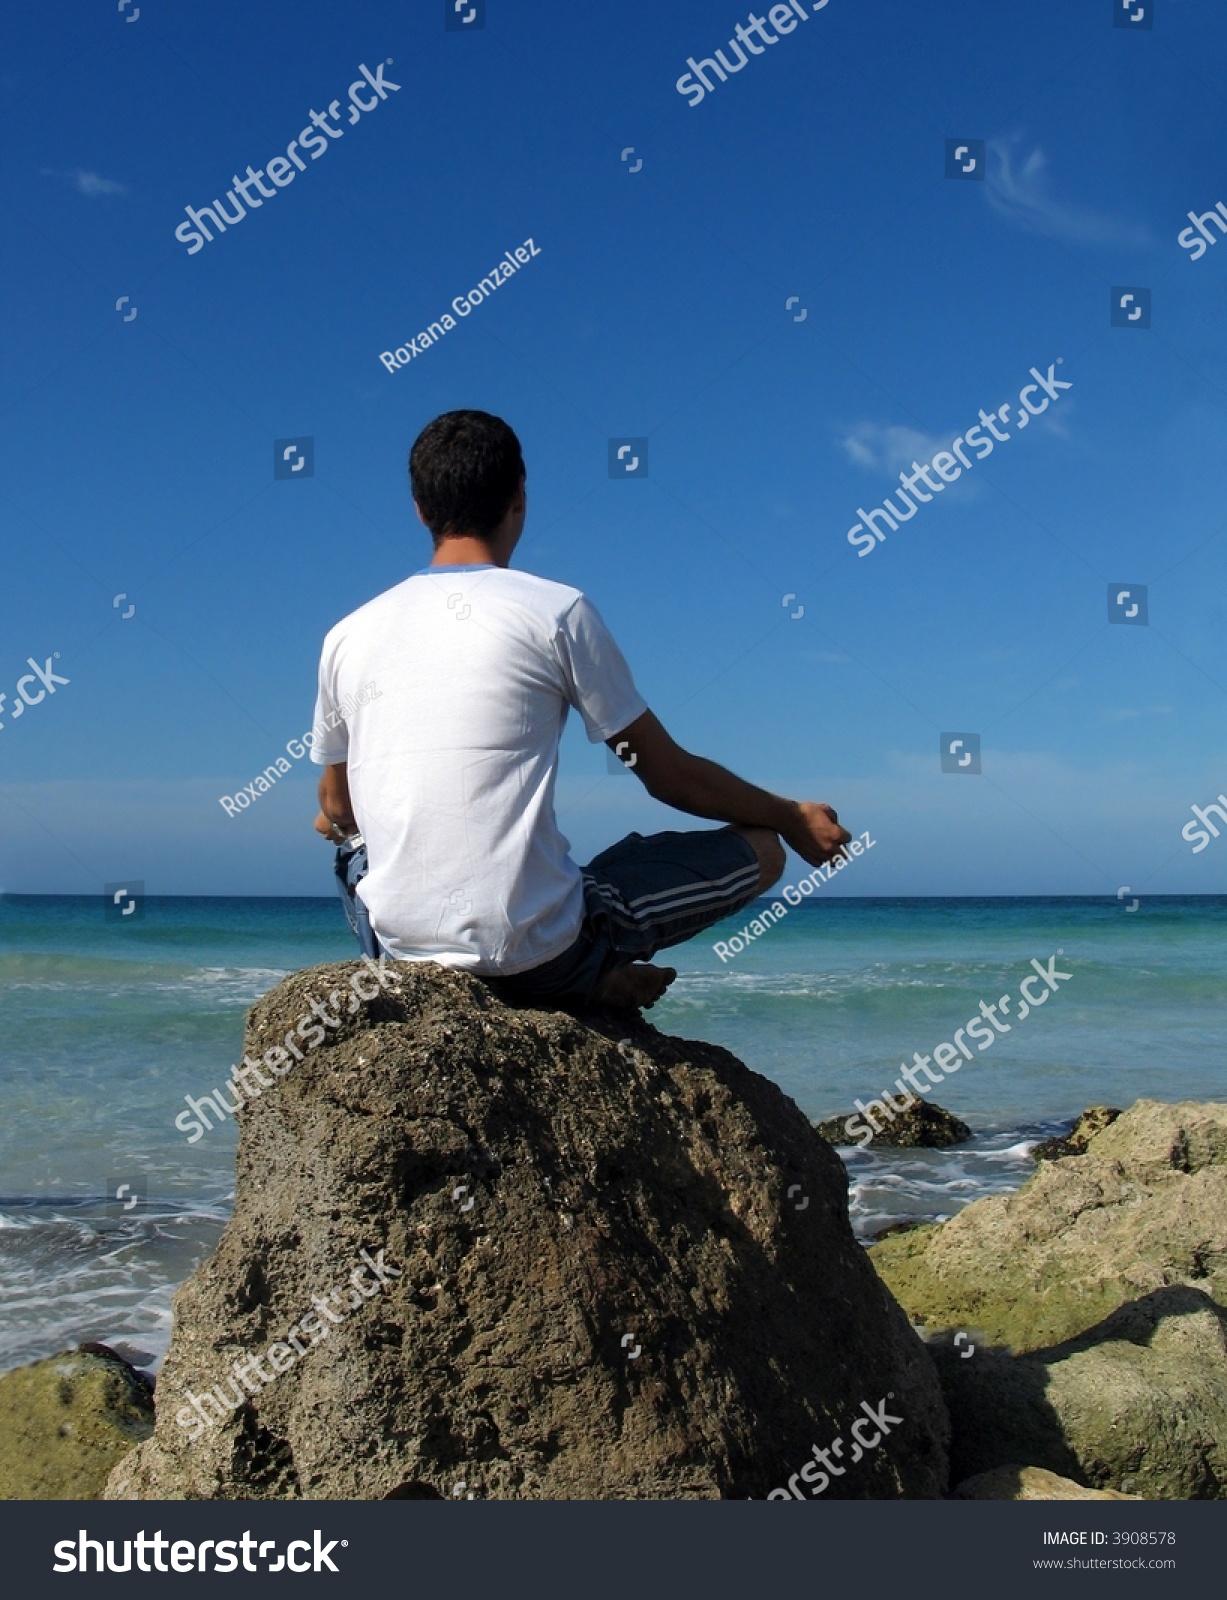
<box><xmin>839</xmin><ymin>423</ymin><xmax>952</xmax><ymax>478</ymax></box>
<box><xmin>76</xmin><ymin>170</ymin><xmax>127</xmax><ymax>197</ymax></box>
<box><xmin>985</xmin><ymin>134</ymin><xmax>1151</xmax><ymax>249</ymax></box>
<box><xmin>42</xmin><ymin>168</ymin><xmax>129</xmax><ymax>197</ymax></box>
<box><xmin>1103</xmin><ymin>705</ymin><xmax>1174</xmax><ymax>723</ymax></box>
<box><xmin>841</xmin><ymin>384</ymin><xmax>1075</xmax><ymax>480</ymax></box>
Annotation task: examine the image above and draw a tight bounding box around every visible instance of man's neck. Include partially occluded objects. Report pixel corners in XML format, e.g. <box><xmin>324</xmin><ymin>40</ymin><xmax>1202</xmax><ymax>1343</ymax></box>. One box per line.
<box><xmin>429</xmin><ymin>536</ymin><xmax>503</xmax><ymax>568</ymax></box>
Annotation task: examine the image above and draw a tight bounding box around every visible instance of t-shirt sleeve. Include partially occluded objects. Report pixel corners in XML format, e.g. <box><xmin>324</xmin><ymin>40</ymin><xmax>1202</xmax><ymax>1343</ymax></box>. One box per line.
<box><xmin>553</xmin><ymin>595</ymin><xmax>648</xmax><ymax>744</ymax></box>
<box><xmin>309</xmin><ymin>640</ymin><xmax>349</xmax><ymax>766</ymax></box>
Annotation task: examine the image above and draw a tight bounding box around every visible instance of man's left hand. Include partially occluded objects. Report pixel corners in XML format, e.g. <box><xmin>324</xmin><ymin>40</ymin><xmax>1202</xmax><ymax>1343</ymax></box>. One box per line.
<box><xmin>314</xmin><ymin>811</ymin><xmax>355</xmax><ymax>842</ymax></box>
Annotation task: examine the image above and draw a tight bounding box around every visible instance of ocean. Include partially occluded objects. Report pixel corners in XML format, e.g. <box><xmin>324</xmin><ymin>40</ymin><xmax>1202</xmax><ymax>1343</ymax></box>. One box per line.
<box><xmin>1</xmin><ymin>892</ymin><xmax>1223</xmax><ymax>1376</ymax></box>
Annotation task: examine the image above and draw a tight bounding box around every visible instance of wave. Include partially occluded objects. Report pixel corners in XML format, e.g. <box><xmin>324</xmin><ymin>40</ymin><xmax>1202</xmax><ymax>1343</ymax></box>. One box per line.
<box><xmin>667</xmin><ymin>955</ymin><xmax>1227</xmax><ymax>1009</ymax></box>
<box><xmin>0</xmin><ymin>952</ymin><xmax>289</xmax><ymax>1002</ymax></box>
<box><xmin>670</xmin><ymin>962</ymin><xmax>972</xmax><ymax>1000</ymax></box>
<box><xmin>843</xmin><ymin>1124</ymin><xmax>1052</xmax><ymax>1242</ymax></box>
<box><xmin>0</xmin><ymin>1202</ymin><xmax>231</xmax><ymax>1376</ymax></box>
<box><xmin>0</xmin><ymin>1195</ymin><xmax>231</xmax><ymax>1219</ymax></box>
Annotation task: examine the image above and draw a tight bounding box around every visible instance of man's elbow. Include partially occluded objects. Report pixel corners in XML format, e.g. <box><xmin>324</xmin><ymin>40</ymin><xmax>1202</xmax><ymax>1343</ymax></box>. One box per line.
<box><xmin>638</xmin><ymin>756</ymin><xmax>694</xmax><ymax>810</ymax></box>
<box><xmin>639</xmin><ymin>772</ymin><xmax>675</xmax><ymax>807</ymax></box>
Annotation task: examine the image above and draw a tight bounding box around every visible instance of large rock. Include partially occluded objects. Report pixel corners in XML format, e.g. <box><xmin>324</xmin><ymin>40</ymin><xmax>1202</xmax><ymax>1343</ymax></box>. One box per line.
<box><xmin>105</xmin><ymin>961</ymin><xmax>947</xmax><ymax>1500</ymax></box>
<box><xmin>0</xmin><ymin>1345</ymin><xmax>154</xmax><ymax>1499</ymax></box>
<box><xmin>870</xmin><ymin>1099</ymin><xmax>1227</xmax><ymax>1352</ymax></box>
<box><xmin>932</xmin><ymin>1288</ymin><xmax>1227</xmax><ymax>1499</ymax></box>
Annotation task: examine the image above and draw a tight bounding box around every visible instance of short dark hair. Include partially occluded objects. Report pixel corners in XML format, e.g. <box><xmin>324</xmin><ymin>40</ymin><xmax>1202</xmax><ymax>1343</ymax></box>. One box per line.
<box><xmin>408</xmin><ymin>410</ymin><xmax>525</xmax><ymax>542</ymax></box>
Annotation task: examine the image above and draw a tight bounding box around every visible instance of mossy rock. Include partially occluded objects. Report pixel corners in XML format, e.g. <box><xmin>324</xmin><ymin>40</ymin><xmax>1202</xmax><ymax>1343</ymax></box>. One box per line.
<box><xmin>935</xmin><ymin>1288</ymin><xmax>1227</xmax><ymax>1499</ymax></box>
<box><xmin>870</xmin><ymin>1099</ymin><xmax>1227</xmax><ymax>1354</ymax></box>
<box><xmin>952</xmin><ymin>1465</ymin><xmax>1141</xmax><ymax>1500</ymax></box>
<box><xmin>1032</xmin><ymin>1106</ymin><xmax>1121</xmax><ymax>1162</ymax></box>
<box><xmin>0</xmin><ymin>1345</ymin><xmax>154</xmax><ymax>1500</ymax></box>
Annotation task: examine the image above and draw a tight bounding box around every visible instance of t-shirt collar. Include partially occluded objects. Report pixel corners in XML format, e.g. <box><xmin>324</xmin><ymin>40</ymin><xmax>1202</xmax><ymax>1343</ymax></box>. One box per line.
<box><xmin>412</xmin><ymin>563</ymin><xmax>499</xmax><ymax>576</ymax></box>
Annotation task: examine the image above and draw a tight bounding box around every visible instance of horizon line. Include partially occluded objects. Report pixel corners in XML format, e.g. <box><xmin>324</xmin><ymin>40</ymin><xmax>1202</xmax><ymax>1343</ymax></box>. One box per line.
<box><xmin>3</xmin><ymin>891</ymin><xmax>1225</xmax><ymax>904</ymax></box>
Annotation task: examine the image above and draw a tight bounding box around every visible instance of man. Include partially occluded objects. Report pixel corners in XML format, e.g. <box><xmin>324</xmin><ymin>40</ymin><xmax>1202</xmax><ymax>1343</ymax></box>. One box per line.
<box><xmin>311</xmin><ymin>410</ymin><xmax>850</xmax><ymax>1009</ymax></box>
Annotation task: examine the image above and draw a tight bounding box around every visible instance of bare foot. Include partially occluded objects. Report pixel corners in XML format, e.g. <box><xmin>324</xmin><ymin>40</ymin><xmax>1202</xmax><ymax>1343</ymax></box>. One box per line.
<box><xmin>595</xmin><ymin>962</ymin><xmax>677</xmax><ymax>1010</ymax></box>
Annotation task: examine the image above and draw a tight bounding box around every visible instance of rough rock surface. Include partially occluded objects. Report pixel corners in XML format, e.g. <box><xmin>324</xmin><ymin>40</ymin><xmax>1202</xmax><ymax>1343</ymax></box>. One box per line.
<box><xmin>951</xmin><ymin>1465</ymin><xmax>1141</xmax><ymax>1501</ymax></box>
<box><xmin>870</xmin><ymin>1099</ymin><xmax>1227</xmax><ymax>1352</ymax></box>
<box><xmin>932</xmin><ymin>1288</ymin><xmax>1227</xmax><ymax>1499</ymax></box>
<box><xmin>0</xmin><ymin>1345</ymin><xmax>154</xmax><ymax>1499</ymax></box>
<box><xmin>813</xmin><ymin>1100</ymin><xmax>970</xmax><ymax>1149</ymax></box>
<box><xmin>1032</xmin><ymin>1105</ymin><xmax>1121</xmax><ymax>1163</ymax></box>
<box><xmin>105</xmin><ymin>961</ymin><xmax>948</xmax><ymax>1501</ymax></box>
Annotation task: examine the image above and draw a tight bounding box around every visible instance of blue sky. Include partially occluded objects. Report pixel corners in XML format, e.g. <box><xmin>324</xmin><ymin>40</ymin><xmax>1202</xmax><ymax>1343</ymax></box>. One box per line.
<box><xmin>2</xmin><ymin>0</ymin><xmax>1226</xmax><ymax>898</ymax></box>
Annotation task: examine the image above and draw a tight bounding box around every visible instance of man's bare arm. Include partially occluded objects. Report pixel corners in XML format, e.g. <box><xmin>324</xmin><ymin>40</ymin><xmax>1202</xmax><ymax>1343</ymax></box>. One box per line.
<box><xmin>314</xmin><ymin>762</ymin><xmax>358</xmax><ymax>840</ymax></box>
<box><xmin>608</xmin><ymin>709</ymin><xmax>851</xmax><ymax>867</ymax></box>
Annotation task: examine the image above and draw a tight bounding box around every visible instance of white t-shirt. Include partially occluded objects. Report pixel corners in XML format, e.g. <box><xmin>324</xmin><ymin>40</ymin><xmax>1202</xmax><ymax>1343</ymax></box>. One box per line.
<box><xmin>310</xmin><ymin>564</ymin><xmax>647</xmax><ymax>973</ymax></box>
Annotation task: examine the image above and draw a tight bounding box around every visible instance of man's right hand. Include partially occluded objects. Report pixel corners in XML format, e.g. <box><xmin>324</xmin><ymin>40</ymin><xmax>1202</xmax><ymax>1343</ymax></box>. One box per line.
<box><xmin>608</xmin><ymin>711</ymin><xmax>855</xmax><ymax>869</ymax></box>
<box><xmin>780</xmin><ymin>801</ymin><xmax>853</xmax><ymax>868</ymax></box>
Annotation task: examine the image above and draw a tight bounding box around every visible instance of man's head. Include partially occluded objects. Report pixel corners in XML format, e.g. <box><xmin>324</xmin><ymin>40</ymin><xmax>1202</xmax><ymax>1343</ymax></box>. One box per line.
<box><xmin>409</xmin><ymin>410</ymin><xmax>526</xmax><ymax>552</ymax></box>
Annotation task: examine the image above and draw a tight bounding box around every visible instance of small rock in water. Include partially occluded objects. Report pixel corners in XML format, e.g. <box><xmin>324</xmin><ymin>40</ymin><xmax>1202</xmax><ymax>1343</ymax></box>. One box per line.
<box><xmin>814</xmin><ymin>1099</ymin><xmax>971</xmax><ymax>1149</ymax></box>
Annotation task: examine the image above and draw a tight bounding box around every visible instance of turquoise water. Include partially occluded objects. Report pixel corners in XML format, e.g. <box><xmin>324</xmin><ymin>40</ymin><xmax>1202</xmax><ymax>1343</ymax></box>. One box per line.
<box><xmin>1</xmin><ymin>892</ymin><xmax>1223</xmax><ymax>1373</ymax></box>
<box><xmin>670</xmin><ymin>895</ymin><xmax>1227</xmax><ymax>1124</ymax></box>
